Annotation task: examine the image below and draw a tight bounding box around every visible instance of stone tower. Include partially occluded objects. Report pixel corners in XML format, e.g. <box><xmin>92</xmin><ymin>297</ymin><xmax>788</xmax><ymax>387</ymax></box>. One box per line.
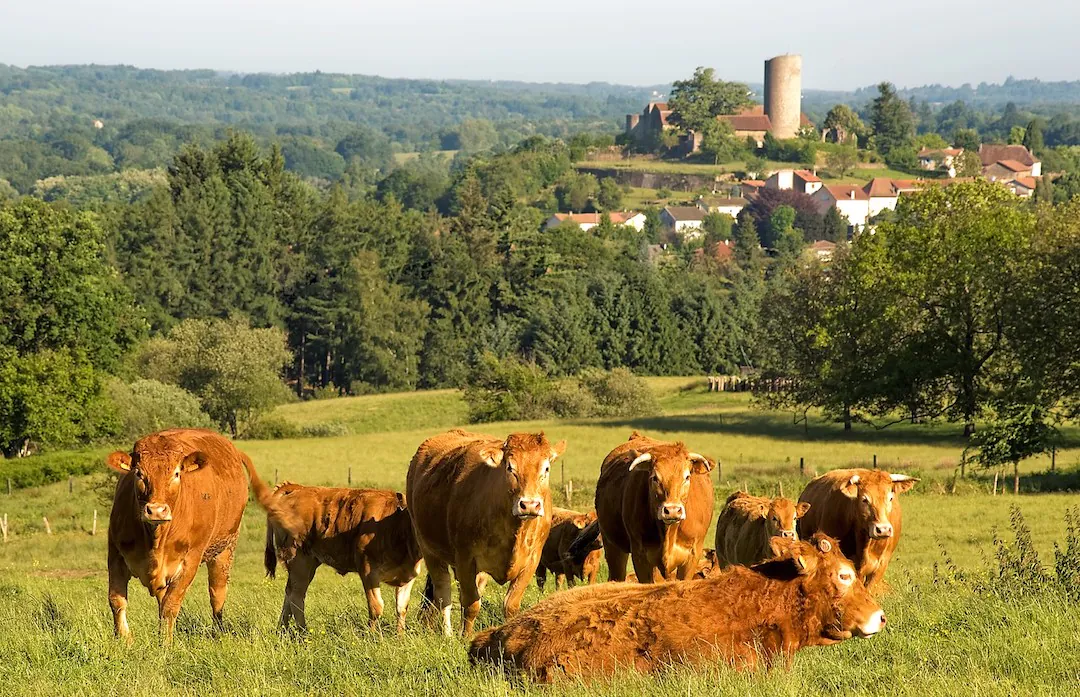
<box><xmin>764</xmin><ymin>54</ymin><xmax>802</xmax><ymax>140</ymax></box>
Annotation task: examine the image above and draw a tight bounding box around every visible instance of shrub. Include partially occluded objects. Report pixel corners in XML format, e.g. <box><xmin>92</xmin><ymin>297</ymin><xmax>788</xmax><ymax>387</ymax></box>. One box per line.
<box><xmin>464</xmin><ymin>353</ymin><xmax>552</xmax><ymax>423</ymax></box>
<box><xmin>1</xmin><ymin>449</ymin><xmax>105</xmax><ymax>490</ymax></box>
<box><xmin>578</xmin><ymin>367</ymin><xmax>659</xmax><ymax>418</ymax></box>
<box><xmin>104</xmin><ymin>378</ymin><xmax>215</xmax><ymax>442</ymax></box>
<box><xmin>239</xmin><ymin>415</ymin><xmax>299</xmax><ymax>440</ymax></box>
<box><xmin>545</xmin><ymin>380</ymin><xmax>599</xmax><ymax>419</ymax></box>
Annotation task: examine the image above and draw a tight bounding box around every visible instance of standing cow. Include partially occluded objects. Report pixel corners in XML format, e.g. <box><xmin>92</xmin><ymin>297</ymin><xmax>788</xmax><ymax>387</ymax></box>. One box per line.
<box><xmin>255</xmin><ymin>482</ymin><xmax>423</xmax><ymax>633</ymax></box>
<box><xmin>106</xmin><ymin>429</ymin><xmax>258</xmax><ymax>642</ymax></box>
<box><xmin>798</xmin><ymin>468</ymin><xmax>918</xmax><ymax>589</ymax></box>
<box><xmin>713</xmin><ymin>491</ymin><xmax>810</xmax><ymax>568</ymax></box>
<box><xmin>469</xmin><ymin>534</ymin><xmax>885</xmax><ymax>681</ymax></box>
<box><xmin>407</xmin><ymin>429</ymin><xmax>564</xmax><ymax>637</ymax></box>
<box><xmin>536</xmin><ymin>508</ymin><xmax>601</xmax><ymax>592</ymax></box>
<box><xmin>591</xmin><ymin>432</ymin><xmax>714</xmax><ymax>582</ymax></box>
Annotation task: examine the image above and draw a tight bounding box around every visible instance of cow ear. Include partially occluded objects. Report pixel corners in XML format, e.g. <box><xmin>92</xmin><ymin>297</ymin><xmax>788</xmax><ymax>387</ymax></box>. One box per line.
<box><xmin>628</xmin><ymin>452</ymin><xmax>653</xmax><ymax>471</ymax></box>
<box><xmin>395</xmin><ymin>492</ymin><xmax>407</xmax><ymax>511</ymax></box>
<box><xmin>840</xmin><ymin>474</ymin><xmax>860</xmax><ymax>499</ymax></box>
<box><xmin>181</xmin><ymin>451</ymin><xmax>209</xmax><ymax>473</ymax></box>
<box><xmin>890</xmin><ymin>474</ymin><xmax>919</xmax><ymax>494</ymax></box>
<box><xmin>550</xmin><ymin>440</ymin><xmax>567</xmax><ymax>461</ymax></box>
<box><xmin>106</xmin><ymin>451</ymin><xmax>132</xmax><ymax>473</ymax></box>
<box><xmin>815</xmin><ymin>536</ymin><xmax>833</xmax><ymax>554</ymax></box>
<box><xmin>796</xmin><ymin>502</ymin><xmax>811</xmax><ymax>518</ymax></box>
<box><xmin>480</xmin><ymin>447</ymin><xmax>504</xmax><ymax>468</ymax></box>
<box><xmin>688</xmin><ymin>453</ymin><xmax>713</xmax><ymax>475</ymax></box>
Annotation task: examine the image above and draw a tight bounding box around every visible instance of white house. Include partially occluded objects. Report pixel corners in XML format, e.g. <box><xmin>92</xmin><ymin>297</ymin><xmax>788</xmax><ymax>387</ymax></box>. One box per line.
<box><xmin>765</xmin><ymin>169</ymin><xmax>822</xmax><ymax>195</ymax></box>
<box><xmin>661</xmin><ymin>206</ymin><xmax>707</xmax><ymax>238</ymax></box>
<box><xmin>918</xmin><ymin>147</ymin><xmax>962</xmax><ymax>177</ymax></box>
<box><xmin>811</xmin><ymin>185</ymin><xmax>871</xmax><ymax>229</ymax></box>
<box><xmin>544</xmin><ymin>211</ymin><xmax>646</xmax><ymax>232</ymax></box>
<box><xmin>699</xmin><ymin>196</ymin><xmax>748</xmax><ymax>219</ymax></box>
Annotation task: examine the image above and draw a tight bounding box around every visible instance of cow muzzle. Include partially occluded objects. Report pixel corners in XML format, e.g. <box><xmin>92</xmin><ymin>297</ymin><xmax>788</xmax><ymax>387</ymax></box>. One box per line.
<box><xmin>514</xmin><ymin>497</ymin><xmax>544</xmax><ymax>519</ymax></box>
<box><xmin>659</xmin><ymin>504</ymin><xmax>685</xmax><ymax>525</ymax></box>
<box><xmin>143</xmin><ymin>503</ymin><xmax>172</xmax><ymax>525</ymax></box>
<box><xmin>855</xmin><ymin>610</ymin><xmax>886</xmax><ymax>637</ymax></box>
<box><xmin>778</xmin><ymin>529</ymin><xmax>798</xmax><ymax>540</ymax></box>
<box><xmin>870</xmin><ymin>522</ymin><xmax>894</xmax><ymax>539</ymax></box>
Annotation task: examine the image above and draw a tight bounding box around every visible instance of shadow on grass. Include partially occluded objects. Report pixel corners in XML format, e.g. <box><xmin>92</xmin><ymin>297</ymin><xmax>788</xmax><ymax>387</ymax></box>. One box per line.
<box><xmin>963</xmin><ymin>467</ymin><xmax>1080</xmax><ymax>494</ymax></box>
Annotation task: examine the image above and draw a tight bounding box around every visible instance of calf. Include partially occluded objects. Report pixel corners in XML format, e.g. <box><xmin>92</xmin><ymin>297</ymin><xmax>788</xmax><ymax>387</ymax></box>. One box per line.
<box><xmin>406</xmin><ymin>429</ymin><xmax>564</xmax><ymax>636</ymax></box>
<box><xmin>798</xmin><ymin>468</ymin><xmax>918</xmax><ymax>589</ymax></box>
<box><xmin>713</xmin><ymin>491</ymin><xmax>810</xmax><ymax>568</ymax></box>
<box><xmin>592</xmin><ymin>432</ymin><xmax>714</xmax><ymax>582</ymax></box>
<box><xmin>536</xmin><ymin>508</ymin><xmax>601</xmax><ymax>592</ymax></box>
<box><xmin>255</xmin><ymin>482</ymin><xmax>422</xmax><ymax>632</ymax></box>
<box><xmin>469</xmin><ymin>534</ymin><xmax>884</xmax><ymax>681</ymax></box>
<box><xmin>106</xmin><ymin>429</ymin><xmax>257</xmax><ymax>642</ymax></box>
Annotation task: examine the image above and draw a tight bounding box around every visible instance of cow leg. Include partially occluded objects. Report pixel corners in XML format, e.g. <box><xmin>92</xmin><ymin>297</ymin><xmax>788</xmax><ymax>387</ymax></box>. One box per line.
<box><xmin>630</xmin><ymin>549</ymin><xmax>658</xmax><ymax>584</ymax></box>
<box><xmin>606</xmin><ymin>546</ymin><xmax>630</xmax><ymax>582</ymax></box>
<box><xmin>556</xmin><ymin>573</ymin><xmax>568</xmax><ymax>591</ymax></box>
<box><xmin>425</xmin><ymin>563</ymin><xmax>454</xmax><ymax>637</ymax></box>
<box><xmin>158</xmin><ymin>559</ymin><xmax>200</xmax><ymax>644</ymax></box>
<box><xmin>502</xmin><ymin>569</ymin><xmax>532</xmax><ymax>620</ymax></box>
<box><xmin>456</xmin><ymin>560</ymin><xmax>482</xmax><ymax>638</ymax></box>
<box><xmin>361</xmin><ymin>575</ymin><xmax>384</xmax><ymax>630</ymax></box>
<box><xmin>281</xmin><ymin>555</ymin><xmax>318</xmax><ymax>632</ymax></box>
<box><xmin>393</xmin><ymin>578</ymin><xmax>416</xmax><ymax>634</ymax></box>
<box><xmin>107</xmin><ymin>541</ymin><xmax>133</xmax><ymax>642</ymax></box>
<box><xmin>206</xmin><ymin>543</ymin><xmax>235</xmax><ymax>631</ymax></box>
<box><xmin>535</xmin><ymin>564</ymin><xmax>547</xmax><ymax>592</ymax></box>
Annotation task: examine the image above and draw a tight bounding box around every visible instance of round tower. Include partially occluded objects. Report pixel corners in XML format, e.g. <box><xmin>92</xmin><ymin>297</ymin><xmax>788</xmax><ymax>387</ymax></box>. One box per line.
<box><xmin>764</xmin><ymin>54</ymin><xmax>802</xmax><ymax>140</ymax></box>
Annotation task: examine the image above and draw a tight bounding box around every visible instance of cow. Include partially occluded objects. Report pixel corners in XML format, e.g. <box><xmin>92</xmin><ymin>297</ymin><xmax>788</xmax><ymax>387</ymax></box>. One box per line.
<box><xmin>694</xmin><ymin>548</ymin><xmax>722</xmax><ymax>579</ymax></box>
<box><xmin>254</xmin><ymin>481</ymin><xmax>423</xmax><ymax>633</ymax></box>
<box><xmin>713</xmin><ymin>491</ymin><xmax>810</xmax><ymax>568</ymax></box>
<box><xmin>406</xmin><ymin>429</ymin><xmax>564</xmax><ymax>637</ymax></box>
<box><xmin>468</xmin><ymin>534</ymin><xmax>885</xmax><ymax>681</ymax></box>
<box><xmin>797</xmin><ymin>468</ymin><xmax>918</xmax><ymax>589</ymax></box>
<box><xmin>590</xmin><ymin>432</ymin><xmax>714</xmax><ymax>582</ymax></box>
<box><xmin>105</xmin><ymin>429</ymin><xmax>259</xmax><ymax>642</ymax></box>
<box><xmin>536</xmin><ymin>508</ymin><xmax>601</xmax><ymax>592</ymax></box>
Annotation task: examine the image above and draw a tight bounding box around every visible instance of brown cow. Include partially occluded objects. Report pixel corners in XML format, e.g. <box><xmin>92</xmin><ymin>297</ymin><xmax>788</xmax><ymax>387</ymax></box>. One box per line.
<box><xmin>592</xmin><ymin>432</ymin><xmax>714</xmax><ymax>582</ymax></box>
<box><xmin>713</xmin><ymin>491</ymin><xmax>810</xmax><ymax>568</ymax></box>
<box><xmin>406</xmin><ymin>429</ymin><xmax>565</xmax><ymax>636</ymax></box>
<box><xmin>469</xmin><ymin>534</ymin><xmax>885</xmax><ymax>681</ymax></box>
<box><xmin>106</xmin><ymin>429</ymin><xmax>259</xmax><ymax>642</ymax></box>
<box><xmin>536</xmin><ymin>508</ymin><xmax>601</xmax><ymax>592</ymax></box>
<box><xmin>255</xmin><ymin>482</ymin><xmax>423</xmax><ymax>633</ymax></box>
<box><xmin>797</xmin><ymin>468</ymin><xmax>918</xmax><ymax>589</ymax></box>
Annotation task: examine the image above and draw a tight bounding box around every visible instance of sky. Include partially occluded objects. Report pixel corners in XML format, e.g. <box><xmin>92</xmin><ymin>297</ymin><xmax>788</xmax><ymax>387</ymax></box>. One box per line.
<box><xmin>3</xmin><ymin>0</ymin><xmax>1079</xmax><ymax>90</ymax></box>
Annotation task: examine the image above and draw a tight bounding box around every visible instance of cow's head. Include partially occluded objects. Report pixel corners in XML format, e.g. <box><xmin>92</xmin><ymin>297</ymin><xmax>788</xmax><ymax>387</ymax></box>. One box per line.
<box><xmin>106</xmin><ymin>438</ymin><xmax>208</xmax><ymax>526</ymax></box>
<box><xmin>628</xmin><ymin>441</ymin><xmax>713</xmax><ymax>526</ymax></box>
<box><xmin>840</xmin><ymin>470</ymin><xmax>919</xmax><ymax>540</ymax></box>
<box><xmin>480</xmin><ymin>432</ymin><xmax>564</xmax><ymax>520</ymax></box>
<box><xmin>762</xmin><ymin>497</ymin><xmax>811</xmax><ymax>540</ymax></box>
<box><xmin>762</xmin><ymin>534</ymin><xmax>885</xmax><ymax>640</ymax></box>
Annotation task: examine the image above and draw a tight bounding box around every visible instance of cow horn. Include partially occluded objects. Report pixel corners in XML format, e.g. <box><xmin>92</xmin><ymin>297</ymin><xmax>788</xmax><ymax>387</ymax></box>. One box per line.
<box><xmin>890</xmin><ymin>473</ymin><xmax>916</xmax><ymax>483</ymax></box>
<box><xmin>628</xmin><ymin>453</ymin><xmax>652</xmax><ymax>471</ymax></box>
<box><xmin>849</xmin><ymin>474</ymin><xmax>861</xmax><ymax>485</ymax></box>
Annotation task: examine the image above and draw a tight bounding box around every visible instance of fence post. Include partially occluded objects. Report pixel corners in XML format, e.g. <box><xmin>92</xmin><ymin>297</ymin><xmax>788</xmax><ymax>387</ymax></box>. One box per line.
<box><xmin>992</xmin><ymin>471</ymin><xmax>999</xmax><ymax>496</ymax></box>
<box><xmin>43</xmin><ymin>517</ymin><xmax>52</xmax><ymax>535</ymax></box>
<box><xmin>799</xmin><ymin>457</ymin><xmax>805</xmax><ymax>477</ymax></box>
<box><xmin>1051</xmin><ymin>447</ymin><xmax>1056</xmax><ymax>473</ymax></box>
<box><xmin>717</xmin><ymin>459</ymin><xmax>723</xmax><ymax>482</ymax></box>
<box><xmin>872</xmin><ymin>454</ymin><xmax>877</xmax><ymax>470</ymax></box>
<box><xmin>7</xmin><ymin>478</ymin><xmax>11</xmax><ymax>496</ymax></box>
<box><xmin>69</xmin><ymin>475</ymin><xmax>74</xmax><ymax>494</ymax></box>
<box><xmin>348</xmin><ymin>466</ymin><xmax>352</xmax><ymax>487</ymax></box>
<box><xmin>1</xmin><ymin>514</ymin><xmax>7</xmax><ymax>543</ymax></box>
<box><xmin>92</xmin><ymin>510</ymin><xmax>97</xmax><ymax>537</ymax></box>
<box><xmin>274</xmin><ymin>469</ymin><xmax>279</xmax><ymax>484</ymax></box>
<box><xmin>71</xmin><ymin>515</ymin><xmax>76</xmax><ymax>531</ymax></box>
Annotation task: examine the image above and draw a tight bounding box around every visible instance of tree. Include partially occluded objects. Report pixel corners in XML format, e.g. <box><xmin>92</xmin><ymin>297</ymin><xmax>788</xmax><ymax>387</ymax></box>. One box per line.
<box><xmin>953</xmin><ymin>128</ymin><xmax>981</xmax><ymax>153</ymax></box>
<box><xmin>1022</xmin><ymin>119</ymin><xmax>1045</xmax><ymax>154</ymax></box>
<box><xmin>733</xmin><ymin>215</ymin><xmax>764</xmax><ymax>270</ymax></box>
<box><xmin>955</xmin><ymin>150</ymin><xmax>983</xmax><ymax>177</ymax></box>
<box><xmin>699</xmin><ymin>119</ymin><xmax>741</xmax><ymax>165</ymax></box>
<box><xmin>826</xmin><ymin>147</ymin><xmax>858</xmax><ymax>177</ymax></box>
<box><xmin>555</xmin><ymin>171</ymin><xmax>599</xmax><ymax>212</ymax></box>
<box><xmin>870</xmin><ymin>83</ymin><xmax>915</xmax><ymax>156</ymax></box>
<box><xmin>972</xmin><ymin>403</ymin><xmax>1058</xmax><ymax>494</ymax></box>
<box><xmin>1008</xmin><ymin>126</ymin><xmax>1026</xmax><ymax>145</ymax></box>
<box><xmin>597</xmin><ymin>178</ymin><xmax>624</xmax><ymax>211</ymax></box>
<box><xmin>823</xmin><ymin>206</ymin><xmax>850</xmax><ymax>242</ymax></box>
<box><xmin>743</xmin><ymin>188</ymin><xmax>826</xmax><ymax>245</ymax></box>
<box><xmin>669</xmin><ymin>67</ymin><xmax>752</xmax><ymax>132</ymax></box>
<box><xmin>744</xmin><ymin>155</ymin><xmax>767</xmax><ymax>179</ymax></box>
<box><xmin>138</xmin><ymin>317</ymin><xmax>292</xmax><ymax>436</ymax></box>
<box><xmin>701</xmin><ymin>212</ymin><xmax>734</xmax><ymax>259</ymax></box>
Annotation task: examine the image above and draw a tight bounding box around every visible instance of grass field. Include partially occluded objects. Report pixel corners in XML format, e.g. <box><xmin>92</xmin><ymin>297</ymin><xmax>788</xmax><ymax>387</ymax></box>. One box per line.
<box><xmin>1</xmin><ymin>380</ymin><xmax>1078</xmax><ymax>695</ymax></box>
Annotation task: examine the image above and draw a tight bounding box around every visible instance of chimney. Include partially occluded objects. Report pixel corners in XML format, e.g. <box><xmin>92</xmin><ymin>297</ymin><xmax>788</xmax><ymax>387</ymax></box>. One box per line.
<box><xmin>848</xmin><ymin>190</ymin><xmax>855</xmax><ymax>200</ymax></box>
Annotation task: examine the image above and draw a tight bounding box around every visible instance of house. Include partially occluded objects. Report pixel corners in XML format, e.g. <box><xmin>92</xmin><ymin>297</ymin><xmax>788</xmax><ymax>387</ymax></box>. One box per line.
<box><xmin>661</xmin><ymin>206</ymin><xmax>707</xmax><ymax>237</ymax></box>
<box><xmin>544</xmin><ymin>211</ymin><xmax>646</xmax><ymax>232</ymax></box>
<box><xmin>811</xmin><ymin>185</ymin><xmax>871</xmax><ymax>229</ymax></box>
<box><xmin>984</xmin><ymin>159</ymin><xmax>1034</xmax><ymax>182</ymax></box>
<box><xmin>625</xmin><ymin>102</ymin><xmax>676</xmax><ymax>145</ymax></box>
<box><xmin>734</xmin><ymin>180</ymin><xmax>765</xmax><ymax>198</ymax></box>
<box><xmin>979</xmin><ymin>144</ymin><xmax>1041</xmax><ymax>178</ymax></box>
<box><xmin>1006</xmin><ymin>176</ymin><xmax>1037</xmax><ymax>198</ymax></box>
<box><xmin>806</xmin><ymin>240</ymin><xmax>837</xmax><ymax>262</ymax></box>
<box><xmin>716</xmin><ymin>105</ymin><xmax>814</xmax><ymax>148</ymax></box>
<box><xmin>706</xmin><ymin>197</ymin><xmax>748</xmax><ymax>219</ymax></box>
<box><xmin>765</xmin><ymin>169</ymin><xmax>822</xmax><ymax>195</ymax></box>
<box><xmin>918</xmin><ymin>147</ymin><xmax>962</xmax><ymax>176</ymax></box>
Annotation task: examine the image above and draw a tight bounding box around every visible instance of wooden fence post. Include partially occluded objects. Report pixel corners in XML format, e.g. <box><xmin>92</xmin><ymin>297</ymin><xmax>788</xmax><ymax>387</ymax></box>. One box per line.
<box><xmin>872</xmin><ymin>454</ymin><xmax>877</xmax><ymax>470</ymax></box>
<box><xmin>43</xmin><ymin>517</ymin><xmax>52</xmax><ymax>535</ymax></box>
<box><xmin>69</xmin><ymin>475</ymin><xmax>74</xmax><ymax>494</ymax></box>
<box><xmin>1051</xmin><ymin>447</ymin><xmax>1056</xmax><ymax>473</ymax></box>
<box><xmin>274</xmin><ymin>469</ymin><xmax>279</xmax><ymax>484</ymax></box>
<box><xmin>92</xmin><ymin>510</ymin><xmax>97</xmax><ymax>537</ymax></box>
<box><xmin>992</xmin><ymin>471</ymin><xmax>999</xmax><ymax>496</ymax></box>
<box><xmin>7</xmin><ymin>478</ymin><xmax>11</xmax><ymax>496</ymax></box>
<box><xmin>799</xmin><ymin>457</ymin><xmax>805</xmax><ymax>477</ymax></box>
<box><xmin>1</xmin><ymin>514</ymin><xmax>7</xmax><ymax>543</ymax></box>
<box><xmin>348</xmin><ymin>466</ymin><xmax>352</xmax><ymax>487</ymax></box>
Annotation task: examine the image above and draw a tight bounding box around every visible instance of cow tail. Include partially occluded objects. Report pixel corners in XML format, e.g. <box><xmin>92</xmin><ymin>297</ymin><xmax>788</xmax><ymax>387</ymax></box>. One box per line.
<box><xmin>242</xmin><ymin>453</ymin><xmax>274</xmax><ymax>510</ymax></box>
<box><xmin>264</xmin><ymin>520</ymin><xmax>277</xmax><ymax>579</ymax></box>
<box><xmin>566</xmin><ymin>519</ymin><xmax>602</xmax><ymax>564</ymax></box>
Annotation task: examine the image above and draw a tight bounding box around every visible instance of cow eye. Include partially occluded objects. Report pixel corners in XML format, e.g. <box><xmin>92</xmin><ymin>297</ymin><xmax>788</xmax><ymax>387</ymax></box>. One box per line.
<box><xmin>541</xmin><ymin>462</ymin><xmax>550</xmax><ymax>477</ymax></box>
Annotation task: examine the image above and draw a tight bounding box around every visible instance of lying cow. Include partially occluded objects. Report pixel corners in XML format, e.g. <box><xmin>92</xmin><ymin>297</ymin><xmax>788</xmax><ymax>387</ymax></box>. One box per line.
<box><xmin>406</xmin><ymin>429</ymin><xmax>564</xmax><ymax>636</ymax></box>
<box><xmin>536</xmin><ymin>508</ymin><xmax>601</xmax><ymax>592</ymax></box>
<box><xmin>713</xmin><ymin>491</ymin><xmax>810</xmax><ymax>568</ymax></box>
<box><xmin>469</xmin><ymin>534</ymin><xmax>884</xmax><ymax>681</ymax></box>
<box><xmin>798</xmin><ymin>468</ymin><xmax>918</xmax><ymax>589</ymax></box>
<box><xmin>255</xmin><ymin>481</ymin><xmax>422</xmax><ymax>633</ymax></box>
<box><xmin>106</xmin><ymin>429</ymin><xmax>257</xmax><ymax>642</ymax></box>
<box><xmin>591</xmin><ymin>432</ymin><xmax>714</xmax><ymax>582</ymax></box>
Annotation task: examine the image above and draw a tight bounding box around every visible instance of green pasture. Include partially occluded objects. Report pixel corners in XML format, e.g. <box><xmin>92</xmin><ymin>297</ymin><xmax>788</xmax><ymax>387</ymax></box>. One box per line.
<box><xmin>0</xmin><ymin>380</ymin><xmax>1078</xmax><ymax>695</ymax></box>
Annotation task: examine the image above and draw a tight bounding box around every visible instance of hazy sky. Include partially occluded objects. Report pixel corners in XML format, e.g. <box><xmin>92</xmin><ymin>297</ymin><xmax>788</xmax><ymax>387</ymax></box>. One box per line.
<box><xmin>3</xmin><ymin>0</ymin><xmax>1078</xmax><ymax>89</ymax></box>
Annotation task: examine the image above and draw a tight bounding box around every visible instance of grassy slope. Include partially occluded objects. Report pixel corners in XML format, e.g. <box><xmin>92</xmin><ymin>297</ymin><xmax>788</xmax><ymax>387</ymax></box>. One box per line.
<box><xmin>0</xmin><ymin>380</ymin><xmax>1078</xmax><ymax>695</ymax></box>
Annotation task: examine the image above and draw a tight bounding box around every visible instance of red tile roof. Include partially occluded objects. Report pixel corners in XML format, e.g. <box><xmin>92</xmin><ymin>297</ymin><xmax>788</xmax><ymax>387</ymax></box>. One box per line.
<box><xmin>918</xmin><ymin>147</ymin><xmax>963</xmax><ymax>157</ymax></box>
<box><xmin>741</xmin><ymin>180</ymin><xmax>766</xmax><ymax>187</ymax></box>
<box><xmin>979</xmin><ymin>144</ymin><xmax>1036</xmax><ymax>167</ymax></box>
<box><xmin>822</xmin><ymin>185</ymin><xmax>870</xmax><ymax>201</ymax></box>
<box><xmin>794</xmin><ymin>169</ymin><xmax>821</xmax><ymax>183</ymax></box>
<box><xmin>995</xmin><ymin>159</ymin><xmax>1030</xmax><ymax>173</ymax></box>
<box><xmin>809</xmin><ymin>240</ymin><xmax>837</xmax><ymax>251</ymax></box>
<box><xmin>551</xmin><ymin>211</ymin><xmax>641</xmax><ymax>226</ymax></box>
<box><xmin>1012</xmin><ymin>176</ymin><xmax>1037</xmax><ymax>190</ymax></box>
<box><xmin>721</xmin><ymin>114</ymin><xmax>773</xmax><ymax>132</ymax></box>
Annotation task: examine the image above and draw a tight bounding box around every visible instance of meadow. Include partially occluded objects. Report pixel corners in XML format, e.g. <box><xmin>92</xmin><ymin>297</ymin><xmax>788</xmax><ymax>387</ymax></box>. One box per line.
<box><xmin>0</xmin><ymin>379</ymin><xmax>1078</xmax><ymax>696</ymax></box>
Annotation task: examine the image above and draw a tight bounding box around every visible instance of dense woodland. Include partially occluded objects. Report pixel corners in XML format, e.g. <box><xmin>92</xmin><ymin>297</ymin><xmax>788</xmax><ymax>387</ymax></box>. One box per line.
<box><xmin>1</xmin><ymin>65</ymin><xmax>1080</xmax><ymax>459</ymax></box>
